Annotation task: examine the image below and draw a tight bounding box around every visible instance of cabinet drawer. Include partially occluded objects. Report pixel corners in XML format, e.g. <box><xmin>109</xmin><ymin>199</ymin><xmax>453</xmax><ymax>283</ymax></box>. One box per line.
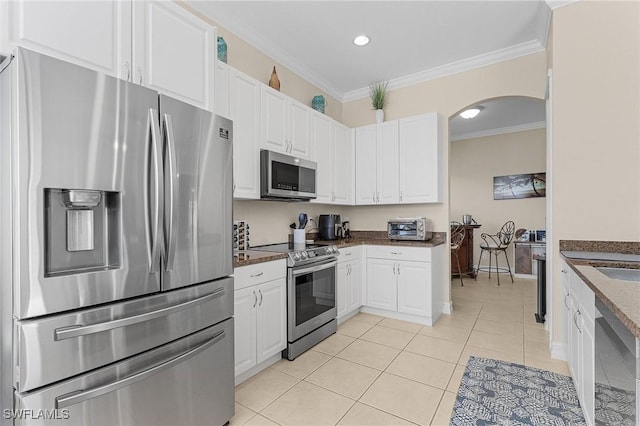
<box><xmin>337</xmin><ymin>245</ymin><xmax>362</xmax><ymax>262</ymax></box>
<box><xmin>234</xmin><ymin>260</ymin><xmax>287</xmax><ymax>290</ymax></box>
<box><xmin>366</xmin><ymin>245</ymin><xmax>431</xmax><ymax>262</ymax></box>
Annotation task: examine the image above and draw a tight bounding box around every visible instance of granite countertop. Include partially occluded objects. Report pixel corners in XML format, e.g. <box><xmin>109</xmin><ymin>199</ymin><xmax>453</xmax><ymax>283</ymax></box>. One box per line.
<box><xmin>234</xmin><ymin>231</ymin><xmax>447</xmax><ymax>268</ymax></box>
<box><xmin>560</xmin><ymin>240</ymin><xmax>640</xmax><ymax>339</ymax></box>
<box><xmin>310</xmin><ymin>230</ymin><xmax>446</xmax><ymax>249</ymax></box>
<box><xmin>233</xmin><ymin>250</ymin><xmax>287</xmax><ymax>268</ymax></box>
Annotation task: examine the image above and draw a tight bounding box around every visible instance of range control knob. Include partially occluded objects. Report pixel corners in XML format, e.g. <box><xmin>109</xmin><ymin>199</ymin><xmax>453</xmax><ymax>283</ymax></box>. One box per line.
<box><xmin>329</xmin><ymin>246</ymin><xmax>337</xmax><ymax>253</ymax></box>
<box><xmin>292</xmin><ymin>253</ymin><xmax>301</xmax><ymax>261</ymax></box>
<box><xmin>300</xmin><ymin>251</ymin><xmax>308</xmax><ymax>259</ymax></box>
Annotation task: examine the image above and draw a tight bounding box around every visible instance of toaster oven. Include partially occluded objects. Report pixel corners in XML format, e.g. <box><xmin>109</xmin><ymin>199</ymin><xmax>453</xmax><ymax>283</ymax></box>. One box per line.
<box><xmin>387</xmin><ymin>217</ymin><xmax>432</xmax><ymax>241</ymax></box>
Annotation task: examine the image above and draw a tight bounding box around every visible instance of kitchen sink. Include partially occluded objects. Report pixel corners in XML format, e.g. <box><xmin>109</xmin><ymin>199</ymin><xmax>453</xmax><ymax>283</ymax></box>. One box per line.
<box><xmin>595</xmin><ymin>267</ymin><xmax>640</xmax><ymax>282</ymax></box>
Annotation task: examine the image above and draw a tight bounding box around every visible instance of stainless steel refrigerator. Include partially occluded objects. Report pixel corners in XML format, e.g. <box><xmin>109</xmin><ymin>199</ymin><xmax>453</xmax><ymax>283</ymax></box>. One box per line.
<box><xmin>0</xmin><ymin>48</ymin><xmax>234</xmax><ymax>425</ymax></box>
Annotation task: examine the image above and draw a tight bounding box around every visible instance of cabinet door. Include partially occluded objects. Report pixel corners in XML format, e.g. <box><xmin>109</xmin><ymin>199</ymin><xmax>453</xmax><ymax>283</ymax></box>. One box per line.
<box><xmin>256</xmin><ymin>279</ymin><xmax>287</xmax><ymax>364</ymax></box>
<box><xmin>348</xmin><ymin>260</ymin><xmax>362</xmax><ymax>312</ymax></box>
<box><xmin>311</xmin><ymin>113</ymin><xmax>333</xmax><ymax>204</ymax></box>
<box><xmin>214</xmin><ymin>61</ymin><xmax>230</xmax><ymax>118</ymax></box>
<box><xmin>261</xmin><ymin>86</ymin><xmax>288</xmax><ymax>153</ymax></box>
<box><xmin>230</xmin><ymin>70</ymin><xmax>261</xmax><ymax>199</ymax></box>
<box><xmin>333</xmin><ymin>123</ymin><xmax>354</xmax><ymax>205</ymax></box>
<box><xmin>336</xmin><ymin>262</ymin><xmax>349</xmax><ymax>318</ymax></box>
<box><xmin>398</xmin><ymin>113</ymin><xmax>440</xmax><ymax>203</ymax></box>
<box><xmin>397</xmin><ymin>261</ymin><xmax>431</xmax><ymax>317</ymax></box>
<box><xmin>366</xmin><ymin>259</ymin><xmax>397</xmax><ymax>311</ymax></box>
<box><xmin>289</xmin><ymin>100</ymin><xmax>312</xmax><ymax>159</ymax></box>
<box><xmin>234</xmin><ymin>287</ymin><xmax>257</xmax><ymax>377</ymax></box>
<box><xmin>354</xmin><ymin>125</ymin><xmax>378</xmax><ymax>205</ymax></box>
<box><xmin>376</xmin><ymin>121</ymin><xmax>400</xmax><ymax>204</ymax></box>
<box><xmin>133</xmin><ymin>1</ymin><xmax>215</xmax><ymax>110</ymax></box>
<box><xmin>581</xmin><ymin>320</ymin><xmax>595</xmax><ymax>426</ymax></box>
<box><xmin>2</xmin><ymin>1</ymin><xmax>130</xmax><ymax>78</ymax></box>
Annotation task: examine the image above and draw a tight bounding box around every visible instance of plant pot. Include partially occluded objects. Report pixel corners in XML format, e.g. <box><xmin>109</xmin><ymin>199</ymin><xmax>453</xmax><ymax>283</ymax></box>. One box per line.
<box><xmin>375</xmin><ymin>109</ymin><xmax>384</xmax><ymax>124</ymax></box>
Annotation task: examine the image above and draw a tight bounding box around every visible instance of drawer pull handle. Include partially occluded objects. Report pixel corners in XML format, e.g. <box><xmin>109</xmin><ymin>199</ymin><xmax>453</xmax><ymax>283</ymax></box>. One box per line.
<box><xmin>391</xmin><ymin>252</ymin><xmax>402</xmax><ymax>255</ymax></box>
<box><xmin>250</xmin><ymin>272</ymin><xmax>264</xmax><ymax>278</ymax></box>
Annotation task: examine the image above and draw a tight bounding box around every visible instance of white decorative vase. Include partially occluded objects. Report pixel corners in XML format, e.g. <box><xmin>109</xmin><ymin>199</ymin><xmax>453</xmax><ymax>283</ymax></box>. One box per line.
<box><xmin>375</xmin><ymin>109</ymin><xmax>384</xmax><ymax>124</ymax></box>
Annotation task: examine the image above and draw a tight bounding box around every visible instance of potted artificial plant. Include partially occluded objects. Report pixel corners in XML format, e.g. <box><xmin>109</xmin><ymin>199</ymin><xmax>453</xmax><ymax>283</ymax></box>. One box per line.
<box><xmin>369</xmin><ymin>80</ymin><xmax>388</xmax><ymax>123</ymax></box>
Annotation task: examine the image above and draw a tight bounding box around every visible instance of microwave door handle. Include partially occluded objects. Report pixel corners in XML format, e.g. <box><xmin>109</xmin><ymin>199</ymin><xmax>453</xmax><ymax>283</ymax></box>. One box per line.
<box><xmin>163</xmin><ymin>114</ymin><xmax>178</xmax><ymax>271</ymax></box>
<box><xmin>54</xmin><ymin>329</ymin><xmax>226</xmax><ymax>409</ymax></box>
<box><xmin>147</xmin><ymin>109</ymin><xmax>163</xmax><ymax>273</ymax></box>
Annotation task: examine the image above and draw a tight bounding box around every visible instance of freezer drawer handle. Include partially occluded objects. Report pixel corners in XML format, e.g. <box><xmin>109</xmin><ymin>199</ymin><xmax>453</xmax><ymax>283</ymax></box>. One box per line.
<box><xmin>54</xmin><ymin>287</ymin><xmax>226</xmax><ymax>341</ymax></box>
<box><xmin>55</xmin><ymin>329</ymin><xmax>226</xmax><ymax>409</ymax></box>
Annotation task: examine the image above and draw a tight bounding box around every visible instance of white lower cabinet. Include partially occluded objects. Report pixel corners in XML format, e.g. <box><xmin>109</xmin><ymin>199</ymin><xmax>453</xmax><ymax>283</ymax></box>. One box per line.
<box><xmin>337</xmin><ymin>247</ymin><xmax>362</xmax><ymax>320</ymax></box>
<box><xmin>234</xmin><ymin>261</ymin><xmax>286</xmax><ymax>380</ymax></box>
<box><xmin>365</xmin><ymin>245</ymin><xmax>443</xmax><ymax>325</ymax></box>
<box><xmin>562</xmin><ymin>260</ymin><xmax>595</xmax><ymax>425</ymax></box>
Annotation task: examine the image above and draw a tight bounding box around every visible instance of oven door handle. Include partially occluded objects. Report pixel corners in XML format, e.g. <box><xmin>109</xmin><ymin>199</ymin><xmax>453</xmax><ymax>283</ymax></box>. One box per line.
<box><xmin>292</xmin><ymin>259</ymin><xmax>337</xmax><ymax>276</ymax></box>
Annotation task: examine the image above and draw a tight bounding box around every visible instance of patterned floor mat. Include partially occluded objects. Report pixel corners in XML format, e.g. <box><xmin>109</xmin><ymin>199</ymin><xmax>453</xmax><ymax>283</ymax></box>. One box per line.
<box><xmin>451</xmin><ymin>356</ymin><xmax>586</xmax><ymax>425</ymax></box>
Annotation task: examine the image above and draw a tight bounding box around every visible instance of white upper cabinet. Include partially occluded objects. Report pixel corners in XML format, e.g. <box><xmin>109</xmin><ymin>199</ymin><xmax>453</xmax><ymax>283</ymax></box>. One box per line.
<box><xmin>398</xmin><ymin>113</ymin><xmax>443</xmax><ymax>203</ymax></box>
<box><xmin>311</xmin><ymin>113</ymin><xmax>333</xmax><ymax>203</ymax></box>
<box><xmin>261</xmin><ymin>85</ymin><xmax>312</xmax><ymax>159</ymax></box>
<box><xmin>311</xmin><ymin>115</ymin><xmax>353</xmax><ymax>205</ymax></box>
<box><xmin>229</xmin><ymin>69</ymin><xmax>261</xmax><ymax>199</ymax></box>
<box><xmin>261</xmin><ymin>87</ymin><xmax>288</xmax><ymax>153</ymax></box>
<box><xmin>1</xmin><ymin>1</ymin><xmax>215</xmax><ymax>111</ymax></box>
<box><xmin>332</xmin><ymin>122</ymin><xmax>354</xmax><ymax>205</ymax></box>
<box><xmin>133</xmin><ymin>1</ymin><xmax>215</xmax><ymax>110</ymax></box>
<box><xmin>376</xmin><ymin>121</ymin><xmax>400</xmax><ymax>205</ymax></box>
<box><xmin>288</xmin><ymin>99</ymin><xmax>312</xmax><ymax>159</ymax></box>
<box><xmin>1</xmin><ymin>1</ymin><xmax>130</xmax><ymax>77</ymax></box>
<box><xmin>214</xmin><ymin>60</ymin><xmax>230</xmax><ymax>118</ymax></box>
<box><xmin>354</xmin><ymin>125</ymin><xmax>378</xmax><ymax>205</ymax></box>
<box><xmin>354</xmin><ymin>122</ymin><xmax>399</xmax><ymax>205</ymax></box>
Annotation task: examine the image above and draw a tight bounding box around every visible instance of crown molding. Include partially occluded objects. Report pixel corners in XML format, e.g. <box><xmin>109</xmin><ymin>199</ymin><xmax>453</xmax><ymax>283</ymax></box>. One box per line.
<box><xmin>206</xmin><ymin>7</ymin><xmax>344</xmax><ymax>101</ymax></box>
<box><xmin>450</xmin><ymin>121</ymin><xmax>546</xmax><ymax>142</ymax></box>
<box><xmin>536</xmin><ymin>2</ymin><xmax>553</xmax><ymax>49</ymax></box>
<box><xmin>342</xmin><ymin>40</ymin><xmax>545</xmax><ymax>103</ymax></box>
<box><xmin>545</xmin><ymin>0</ymin><xmax>579</xmax><ymax>10</ymax></box>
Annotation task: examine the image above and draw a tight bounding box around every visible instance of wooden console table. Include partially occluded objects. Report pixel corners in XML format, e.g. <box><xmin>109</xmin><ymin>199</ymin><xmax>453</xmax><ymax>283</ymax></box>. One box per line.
<box><xmin>451</xmin><ymin>224</ymin><xmax>481</xmax><ymax>278</ymax></box>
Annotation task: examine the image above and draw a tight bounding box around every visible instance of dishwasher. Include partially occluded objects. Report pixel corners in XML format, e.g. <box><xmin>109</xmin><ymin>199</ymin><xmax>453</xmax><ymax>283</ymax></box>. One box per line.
<box><xmin>594</xmin><ymin>298</ymin><xmax>637</xmax><ymax>425</ymax></box>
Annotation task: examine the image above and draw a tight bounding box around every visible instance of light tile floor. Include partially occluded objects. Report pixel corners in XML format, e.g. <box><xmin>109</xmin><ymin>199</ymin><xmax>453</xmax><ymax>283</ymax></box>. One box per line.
<box><xmin>231</xmin><ymin>275</ymin><xmax>570</xmax><ymax>426</ymax></box>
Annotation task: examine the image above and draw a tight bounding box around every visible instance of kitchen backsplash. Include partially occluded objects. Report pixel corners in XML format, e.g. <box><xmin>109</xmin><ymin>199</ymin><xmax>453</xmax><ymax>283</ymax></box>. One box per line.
<box><xmin>233</xmin><ymin>200</ymin><xmax>447</xmax><ymax>246</ymax></box>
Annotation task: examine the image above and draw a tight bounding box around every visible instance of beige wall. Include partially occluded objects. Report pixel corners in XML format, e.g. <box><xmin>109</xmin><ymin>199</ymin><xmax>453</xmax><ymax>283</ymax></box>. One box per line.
<box><xmin>550</xmin><ymin>1</ymin><xmax>640</xmax><ymax>347</ymax></box>
<box><xmin>450</xmin><ymin>129</ymin><xmax>547</xmax><ymax>269</ymax></box>
<box><xmin>178</xmin><ymin>1</ymin><xmax>343</xmax><ymax>122</ymax></box>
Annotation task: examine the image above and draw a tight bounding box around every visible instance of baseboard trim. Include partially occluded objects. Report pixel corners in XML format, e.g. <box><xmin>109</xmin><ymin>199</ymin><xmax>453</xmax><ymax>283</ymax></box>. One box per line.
<box><xmin>550</xmin><ymin>341</ymin><xmax>567</xmax><ymax>361</ymax></box>
<box><xmin>235</xmin><ymin>353</ymin><xmax>281</xmax><ymax>386</ymax></box>
<box><xmin>442</xmin><ymin>302</ymin><xmax>453</xmax><ymax>315</ymax></box>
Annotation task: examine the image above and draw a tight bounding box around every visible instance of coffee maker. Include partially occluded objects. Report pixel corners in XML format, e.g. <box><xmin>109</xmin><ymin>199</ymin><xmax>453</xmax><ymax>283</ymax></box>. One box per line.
<box><xmin>318</xmin><ymin>214</ymin><xmax>341</xmax><ymax>240</ymax></box>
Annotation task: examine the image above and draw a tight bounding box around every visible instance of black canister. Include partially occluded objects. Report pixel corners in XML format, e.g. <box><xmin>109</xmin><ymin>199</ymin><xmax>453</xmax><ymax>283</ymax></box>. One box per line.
<box><xmin>318</xmin><ymin>214</ymin><xmax>341</xmax><ymax>240</ymax></box>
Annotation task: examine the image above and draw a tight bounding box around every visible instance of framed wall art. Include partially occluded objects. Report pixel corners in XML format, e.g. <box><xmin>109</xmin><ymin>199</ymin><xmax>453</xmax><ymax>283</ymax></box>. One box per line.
<box><xmin>493</xmin><ymin>173</ymin><xmax>546</xmax><ymax>200</ymax></box>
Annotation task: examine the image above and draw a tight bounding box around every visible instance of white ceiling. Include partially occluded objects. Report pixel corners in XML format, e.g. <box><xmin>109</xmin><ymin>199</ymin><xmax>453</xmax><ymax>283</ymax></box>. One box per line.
<box><xmin>188</xmin><ymin>1</ymin><xmax>551</xmax><ymax>101</ymax></box>
<box><xmin>449</xmin><ymin>97</ymin><xmax>546</xmax><ymax>141</ymax></box>
<box><xmin>187</xmin><ymin>1</ymin><xmax>551</xmax><ymax>133</ymax></box>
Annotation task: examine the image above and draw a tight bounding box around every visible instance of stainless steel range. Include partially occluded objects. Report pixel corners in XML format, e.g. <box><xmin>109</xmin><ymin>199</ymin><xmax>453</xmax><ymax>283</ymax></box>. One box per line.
<box><xmin>253</xmin><ymin>243</ymin><xmax>339</xmax><ymax>360</ymax></box>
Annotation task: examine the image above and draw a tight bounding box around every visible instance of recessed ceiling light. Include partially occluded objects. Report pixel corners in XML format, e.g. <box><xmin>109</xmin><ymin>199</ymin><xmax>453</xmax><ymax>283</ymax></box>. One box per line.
<box><xmin>353</xmin><ymin>35</ymin><xmax>370</xmax><ymax>46</ymax></box>
<box><xmin>459</xmin><ymin>106</ymin><xmax>484</xmax><ymax>119</ymax></box>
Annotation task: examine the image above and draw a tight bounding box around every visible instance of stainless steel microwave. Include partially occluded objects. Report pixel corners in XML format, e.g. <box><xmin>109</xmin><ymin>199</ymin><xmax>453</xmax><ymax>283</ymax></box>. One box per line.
<box><xmin>260</xmin><ymin>150</ymin><xmax>317</xmax><ymax>200</ymax></box>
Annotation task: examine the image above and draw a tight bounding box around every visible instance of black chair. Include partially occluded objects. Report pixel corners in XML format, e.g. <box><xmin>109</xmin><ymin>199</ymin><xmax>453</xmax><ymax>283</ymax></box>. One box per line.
<box><xmin>451</xmin><ymin>228</ymin><xmax>466</xmax><ymax>286</ymax></box>
<box><xmin>474</xmin><ymin>221</ymin><xmax>515</xmax><ymax>285</ymax></box>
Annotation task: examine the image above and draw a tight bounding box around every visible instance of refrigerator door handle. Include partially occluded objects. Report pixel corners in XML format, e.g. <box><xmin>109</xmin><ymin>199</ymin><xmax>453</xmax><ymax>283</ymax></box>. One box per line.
<box><xmin>163</xmin><ymin>113</ymin><xmax>178</xmax><ymax>272</ymax></box>
<box><xmin>54</xmin><ymin>329</ymin><xmax>226</xmax><ymax>409</ymax></box>
<box><xmin>147</xmin><ymin>108</ymin><xmax>163</xmax><ymax>273</ymax></box>
<box><xmin>54</xmin><ymin>287</ymin><xmax>226</xmax><ymax>341</ymax></box>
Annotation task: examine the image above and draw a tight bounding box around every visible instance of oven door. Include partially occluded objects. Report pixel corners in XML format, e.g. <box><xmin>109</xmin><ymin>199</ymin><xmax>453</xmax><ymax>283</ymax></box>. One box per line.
<box><xmin>288</xmin><ymin>259</ymin><xmax>337</xmax><ymax>341</ymax></box>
